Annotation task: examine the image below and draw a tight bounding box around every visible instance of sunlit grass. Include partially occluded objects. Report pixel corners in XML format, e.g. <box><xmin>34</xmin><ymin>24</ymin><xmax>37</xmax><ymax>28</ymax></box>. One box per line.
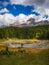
<box><xmin>0</xmin><ymin>38</ymin><xmax>49</xmax><ymax>44</ymax></box>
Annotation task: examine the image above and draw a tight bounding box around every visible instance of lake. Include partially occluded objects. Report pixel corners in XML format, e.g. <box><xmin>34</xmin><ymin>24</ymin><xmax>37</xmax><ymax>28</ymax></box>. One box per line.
<box><xmin>5</xmin><ymin>40</ymin><xmax>49</xmax><ymax>49</ymax></box>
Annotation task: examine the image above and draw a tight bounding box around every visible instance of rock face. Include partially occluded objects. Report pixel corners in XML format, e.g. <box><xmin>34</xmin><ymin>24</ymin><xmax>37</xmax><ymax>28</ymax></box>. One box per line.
<box><xmin>27</xmin><ymin>18</ymin><xmax>35</xmax><ymax>24</ymax></box>
<box><xmin>11</xmin><ymin>18</ymin><xmax>35</xmax><ymax>27</ymax></box>
<box><xmin>36</xmin><ymin>20</ymin><xmax>49</xmax><ymax>26</ymax></box>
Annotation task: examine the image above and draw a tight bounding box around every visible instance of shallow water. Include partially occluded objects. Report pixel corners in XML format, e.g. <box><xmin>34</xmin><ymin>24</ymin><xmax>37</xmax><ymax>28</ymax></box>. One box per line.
<box><xmin>5</xmin><ymin>40</ymin><xmax>49</xmax><ymax>48</ymax></box>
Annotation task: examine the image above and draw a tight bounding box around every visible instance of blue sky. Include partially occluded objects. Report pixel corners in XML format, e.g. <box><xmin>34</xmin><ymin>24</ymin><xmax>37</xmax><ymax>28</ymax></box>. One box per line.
<box><xmin>0</xmin><ymin>0</ymin><xmax>49</xmax><ymax>25</ymax></box>
<box><xmin>0</xmin><ymin>0</ymin><xmax>39</xmax><ymax>16</ymax></box>
<box><xmin>6</xmin><ymin>5</ymin><xmax>35</xmax><ymax>16</ymax></box>
<box><xmin>0</xmin><ymin>0</ymin><xmax>49</xmax><ymax>16</ymax></box>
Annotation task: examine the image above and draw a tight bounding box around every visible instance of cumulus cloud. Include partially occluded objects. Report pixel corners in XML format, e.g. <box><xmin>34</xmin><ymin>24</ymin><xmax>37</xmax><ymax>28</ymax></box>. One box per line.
<box><xmin>45</xmin><ymin>9</ymin><xmax>49</xmax><ymax>15</ymax></box>
<box><xmin>14</xmin><ymin>14</ymin><xmax>39</xmax><ymax>24</ymax></box>
<box><xmin>0</xmin><ymin>13</ymin><xmax>36</xmax><ymax>26</ymax></box>
<box><xmin>0</xmin><ymin>0</ymin><xmax>49</xmax><ymax>17</ymax></box>
<box><xmin>10</xmin><ymin>0</ymin><xmax>49</xmax><ymax>17</ymax></box>
<box><xmin>1</xmin><ymin>0</ymin><xmax>46</xmax><ymax>7</ymax></box>
<box><xmin>0</xmin><ymin>8</ymin><xmax>9</xmax><ymax>13</ymax></box>
<box><xmin>15</xmin><ymin>14</ymin><xmax>27</xmax><ymax>24</ymax></box>
<box><xmin>32</xmin><ymin>5</ymin><xmax>49</xmax><ymax>18</ymax></box>
<box><xmin>33</xmin><ymin>6</ymin><xmax>45</xmax><ymax>15</ymax></box>
<box><xmin>0</xmin><ymin>13</ymin><xmax>27</xmax><ymax>26</ymax></box>
<box><xmin>0</xmin><ymin>0</ymin><xmax>49</xmax><ymax>12</ymax></box>
<box><xmin>0</xmin><ymin>13</ymin><xmax>15</xmax><ymax>26</ymax></box>
<box><xmin>0</xmin><ymin>0</ymin><xmax>49</xmax><ymax>26</ymax></box>
<box><xmin>10</xmin><ymin>0</ymin><xmax>25</xmax><ymax>5</ymax></box>
<box><xmin>36</xmin><ymin>15</ymin><xmax>47</xmax><ymax>22</ymax></box>
<box><xmin>0</xmin><ymin>13</ymin><xmax>48</xmax><ymax>26</ymax></box>
<box><xmin>15</xmin><ymin>14</ymin><xmax>49</xmax><ymax>23</ymax></box>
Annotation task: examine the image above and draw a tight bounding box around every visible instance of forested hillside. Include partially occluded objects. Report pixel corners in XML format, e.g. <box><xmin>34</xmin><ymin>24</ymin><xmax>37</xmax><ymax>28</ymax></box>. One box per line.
<box><xmin>0</xmin><ymin>25</ymin><xmax>49</xmax><ymax>39</ymax></box>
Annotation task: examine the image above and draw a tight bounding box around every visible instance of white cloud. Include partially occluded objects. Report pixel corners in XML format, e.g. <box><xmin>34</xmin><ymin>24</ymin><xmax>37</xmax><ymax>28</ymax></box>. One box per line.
<box><xmin>45</xmin><ymin>9</ymin><xmax>49</xmax><ymax>15</ymax></box>
<box><xmin>0</xmin><ymin>13</ymin><xmax>49</xmax><ymax>26</ymax></box>
<box><xmin>0</xmin><ymin>0</ymin><xmax>49</xmax><ymax>26</ymax></box>
<box><xmin>27</xmin><ymin>14</ymin><xmax>37</xmax><ymax>19</ymax></box>
<box><xmin>14</xmin><ymin>14</ymin><xmax>39</xmax><ymax>24</ymax></box>
<box><xmin>0</xmin><ymin>13</ymin><xmax>36</xmax><ymax>26</ymax></box>
<box><xmin>32</xmin><ymin>5</ymin><xmax>49</xmax><ymax>18</ymax></box>
<box><xmin>15</xmin><ymin>14</ymin><xmax>27</xmax><ymax>24</ymax></box>
<box><xmin>33</xmin><ymin>6</ymin><xmax>45</xmax><ymax>15</ymax></box>
<box><xmin>10</xmin><ymin>0</ymin><xmax>49</xmax><ymax>8</ymax></box>
<box><xmin>0</xmin><ymin>8</ymin><xmax>9</xmax><ymax>13</ymax></box>
<box><xmin>1</xmin><ymin>0</ymin><xmax>47</xmax><ymax>7</ymax></box>
<box><xmin>0</xmin><ymin>13</ymin><xmax>15</xmax><ymax>26</ymax></box>
<box><xmin>36</xmin><ymin>15</ymin><xmax>47</xmax><ymax>22</ymax></box>
<box><xmin>0</xmin><ymin>0</ymin><xmax>49</xmax><ymax>18</ymax></box>
<box><xmin>10</xmin><ymin>0</ymin><xmax>25</xmax><ymax>5</ymax></box>
<box><xmin>10</xmin><ymin>0</ymin><xmax>49</xmax><ymax>18</ymax></box>
<box><xmin>0</xmin><ymin>14</ymin><xmax>4</xmax><ymax>26</ymax></box>
<box><xmin>0</xmin><ymin>13</ymin><xmax>27</xmax><ymax>26</ymax></box>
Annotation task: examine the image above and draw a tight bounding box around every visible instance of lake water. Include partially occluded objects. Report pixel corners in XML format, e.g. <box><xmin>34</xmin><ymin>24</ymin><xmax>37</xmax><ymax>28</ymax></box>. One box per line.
<box><xmin>5</xmin><ymin>40</ymin><xmax>49</xmax><ymax>49</ymax></box>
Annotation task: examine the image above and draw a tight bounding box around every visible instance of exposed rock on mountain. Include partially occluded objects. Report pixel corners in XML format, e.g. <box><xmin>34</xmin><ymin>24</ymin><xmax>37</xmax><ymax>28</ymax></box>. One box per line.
<box><xmin>11</xmin><ymin>18</ymin><xmax>49</xmax><ymax>27</ymax></box>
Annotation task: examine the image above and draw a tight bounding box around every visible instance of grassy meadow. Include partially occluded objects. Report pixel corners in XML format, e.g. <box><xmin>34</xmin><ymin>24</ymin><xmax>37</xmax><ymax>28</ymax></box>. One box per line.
<box><xmin>0</xmin><ymin>39</ymin><xmax>49</xmax><ymax>65</ymax></box>
<box><xmin>0</xmin><ymin>47</ymin><xmax>49</xmax><ymax>65</ymax></box>
<box><xmin>0</xmin><ymin>24</ymin><xmax>49</xmax><ymax>65</ymax></box>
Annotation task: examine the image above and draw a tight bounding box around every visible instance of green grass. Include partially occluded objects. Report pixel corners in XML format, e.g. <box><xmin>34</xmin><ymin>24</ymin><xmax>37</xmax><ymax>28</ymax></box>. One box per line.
<box><xmin>0</xmin><ymin>49</ymin><xmax>49</xmax><ymax>65</ymax></box>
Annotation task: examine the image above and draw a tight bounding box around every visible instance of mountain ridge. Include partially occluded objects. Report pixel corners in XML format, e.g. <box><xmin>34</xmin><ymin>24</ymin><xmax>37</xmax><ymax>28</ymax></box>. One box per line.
<box><xmin>11</xmin><ymin>18</ymin><xmax>49</xmax><ymax>27</ymax></box>
<box><xmin>0</xmin><ymin>18</ymin><xmax>49</xmax><ymax>27</ymax></box>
